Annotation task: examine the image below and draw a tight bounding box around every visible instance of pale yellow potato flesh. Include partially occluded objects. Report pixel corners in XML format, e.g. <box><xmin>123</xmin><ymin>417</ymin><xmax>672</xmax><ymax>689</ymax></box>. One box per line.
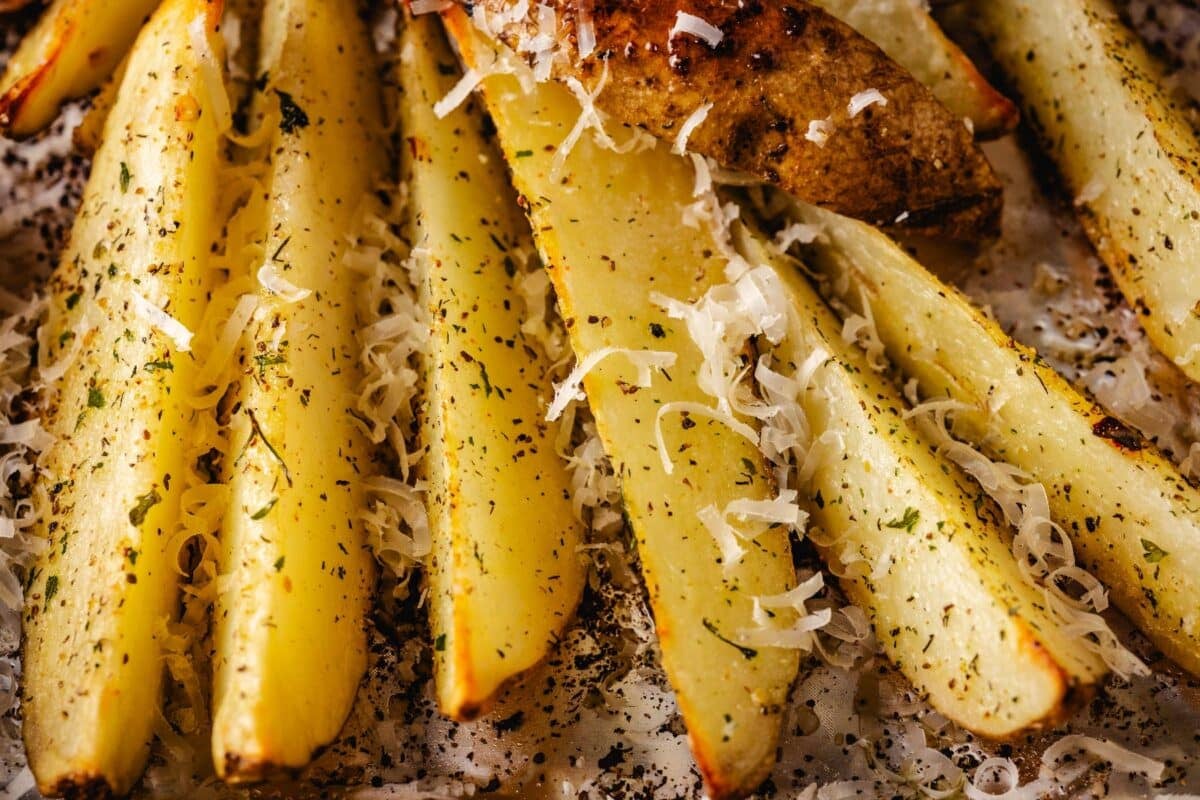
<box><xmin>210</xmin><ymin>0</ymin><xmax>383</xmax><ymax>780</ymax></box>
<box><xmin>444</xmin><ymin>15</ymin><xmax>800</xmax><ymax>799</ymax></box>
<box><xmin>21</xmin><ymin>0</ymin><xmax>224</xmax><ymax>795</ymax></box>
<box><xmin>397</xmin><ymin>16</ymin><xmax>586</xmax><ymax>721</ymax></box>
<box><xmin>968</xmin><ymin>0</ymin><xmax>1200</xmax><ymax>382</ymax></box>
<box><xmin>0</xmin><ymin>0</ymin><xmax>160</xmax><ymax>136</ymax></box>
<box><xmin>811</xmin><ymin>0</ymin><xmax>1017</xmax><ymax>137</ymax></box>
<box><xmin>790</xmin><ymin>200</ymin><xmax>1200</xmax><ymax>678</ymax></box>
<box><xmin>737</xmin><ymin>227</ymin><xmax>1104</xmax><ymax>736</ymax></box>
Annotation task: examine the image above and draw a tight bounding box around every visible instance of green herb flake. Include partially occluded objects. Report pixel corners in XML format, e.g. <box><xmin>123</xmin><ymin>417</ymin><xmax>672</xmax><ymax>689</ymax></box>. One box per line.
<box><xmin>273</xmin><ymin>556</ymin><xmax>286</xmax><ymax>572</ymax></box>
<box><xmin>246</xmin><ymin>409</ymin><xmax>293</xmax><ymax>487</ymax></box>
<box><xmin>119</xmin><ymin>161</ymin><xmax>132</xmax><ymax>193</ymax></box>
<box><xmin>702</xmin><ymin>617</ymin><xmax>757</xmax><ymax>660</ymax></box>
<box><xmin>1141</xmin><ymin>538</ymin><xmax>1169</xmax><ymax>563</ymax></box>
<box><xmin>434</xmin><ymin>634</ymin><xmax>447</xmax><ymax>652</ymax></box>
<box><xmin>886</xmin><ymin>506</ymin><xmax>920</xmax><ymax>533</ymax></box>
<box><xmin>514</xmin><ymin>149</ymin><xmax>534</xmax><ymax>158</ymax></box>
<box><xmin>65</xmin><ymin>292</ymin><xmax>82</xmax><ymax>310</ymax></box>
<box><xmin>251</xmin><ymin>498</ymin><xmax>279</xmax><ymax>520</ymax></box>
<box><xmin>254</xmin><ymin>352</ymin><xmax>287</xmax><ymax>373</ymax></box>
<box><xmin>87</xmin><ymin>387</ymin><xmax>105</xmax><ymax>409</ymax></box>
<box><xmin>129</xmin><ymin>488</ymin><xmax>163</xmax><ymax>527</ymax></box>
<box><xmin>144</xmin><ymin>359</ymin><xmax>174</xmax><ymax>372</ymax></box>
<box><xmin>478</xmin><ymin>362</ymin><xmax>493</xmax><ymax>398</ymax></box>
<box><xmin>44</xmin><ymin>575</ymin><xmax>59</xmax><ymax>602</ymax></box>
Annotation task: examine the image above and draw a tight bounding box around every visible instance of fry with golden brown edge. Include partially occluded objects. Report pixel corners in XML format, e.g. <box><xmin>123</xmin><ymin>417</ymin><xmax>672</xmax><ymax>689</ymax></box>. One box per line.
<box><xmin>965</xmin><ymin>0</ymin><xmax>1200</xmax><ymax>382</ymax></box>
<box><xmin>210</xmin><ymin>0</ymin><xmax>383</xmax><ymax>780</ymax></box>
<box><xmin>444</xmin><ymin>11</ymin><xmax>800</xmax><ymax>798</ymax></box>
<box><xmin>735</xmin><ymin>225</ymin><xmax>1104</xmax><ymax>737</ymax></box>
<box><xmin>810</xmin><ymin>0</ymin><xmax>1017</xmax><ymax>137</ymax></box>
<box><xmin>788</xmin><ymin>199</ymin><xmax>1200</xmax><ymax>678</ymax></box>
<box><xmin>470</xmin><ymin>0</ymin><xmax>1003</xmax><ymax>240</ymax></box>
<box><xmin>21</xmin><ymin>0</ymin><xmax>224</xmax><ymax>795</ymax></box>
<box><xmin>0</xmin><ymin>0</ymin><xmax>160</xmax><ymax>137</ymax></box>
<box><xmin>397</xmin><ymin>14</ymin><xmax>586</xmax><ymax>721</ymax></box>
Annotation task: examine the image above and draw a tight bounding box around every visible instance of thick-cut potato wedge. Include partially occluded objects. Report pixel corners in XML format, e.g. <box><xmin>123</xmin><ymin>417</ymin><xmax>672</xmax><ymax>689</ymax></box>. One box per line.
<box><xmin>736</xmin><ymin>226</ymin><xmax>1104</xmax><ymax>736</ymax></box>
<box><xmin>789</xmin><ymin>200</ymin><xmax>1200</xmax><ymax>677</ymax></box>
<box><xmin>472</xmin><ymin>0</ymin><xmax>1002</xmax><ymax>240</ymax></box>
<box><xmin>397</xmin><ymin>16</ymin><xmax>586</xmax><ymax>721</ymax></box>
<box><xmin>967</xmin><ymin>0</ymin><xmax>1200</xmax><ymax>382</ymax></box>
<box><xmin>445</xmin><ymin>12</ymin><xmax>800</xmax><ymax>798</ymax></box>
<box><xmin>210</xmin><ymin>0</ymin><xmax>383</xmax><ymax>780</ymax></box>
<box><xmin>810</xmin><ymin>0</ymin><xmax>1017</xmax><ymax>137</ymax></box>
<box><xmin>0</xmin><ymin>0</ymin><xmax>160</xmax><ymax>137</ymax></box>
<box><xmin>21</xmin><ymin>0</ymin><xmax>224</xmax><ymax>795</ymax></box>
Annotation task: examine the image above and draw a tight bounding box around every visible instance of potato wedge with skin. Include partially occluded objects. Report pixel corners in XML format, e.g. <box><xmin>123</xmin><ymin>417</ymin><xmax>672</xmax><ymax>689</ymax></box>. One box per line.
<box><xmin>397</xmin><ymin>15</ymin><xmax>586</xmax><ymax>721</ymax></box>
<box><xmin>471</xmin><ymin>0</ymin><xmax>1002</xmax><ymax>240</ymax></box>
<box><xmin>736</xmin><ymin>226</ymin><xmax>1105</xmax><ymax>736</ymax></box>
<box><xmin>810</xmin><ymin>0</ymin><xmax>1017</xmax><ymax>138</ymax></box>
<box><xmin>967</xmin><ymin>0</ymin><xmax>1200</xmax><ymax>382</ymax></box>
<box><xmin>0</xmin><ymin>0</ymin><xmax>160</xmax><ymax>137</ymax></box>
<box><xmin>444</xmin><ymin>13</ymin><xmax>800</xmax><ymax>798</ymax></box>
<box><xmin>210</xmin><ymin>0</ymin><xmax>382</xmax><ymax>780</ymax></box>
<box><xmin>21</xmin><ymin>0</ymin><xmax>224</xmax><ymax>795</ymax></box>
<box><xmin>788</xmin><ymin>200</ymin><xmax>1200</xmax><ymax>677</ymax></box>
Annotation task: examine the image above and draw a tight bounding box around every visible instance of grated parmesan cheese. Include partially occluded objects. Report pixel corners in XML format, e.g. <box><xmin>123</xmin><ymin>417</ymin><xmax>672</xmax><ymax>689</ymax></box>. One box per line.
<box><xmin>1075</xmin><ymin>175</ymin><xmax>1107</xmax><ymax>205</ymax></box>
<box><xmin>191</xmin><ymin>291</ymin><xmax>259</xmax><ymax>408</ymax></box>
<box><xmin>672</xmin><ymin>102</ymin><xmax>713</xmax><ymax>156</ymax></box>
<box><xmin>669</xmin><ymin>12</ymin><xmax>725</xmax><ymax>49</ymax></box>
<box><xmin>1042</xmin><ymin>735</ymin><xmax>1166</xmax><ymax>784</ymax></box>
<box><xmin>131</xmin><ymin>293</ymin><xmax>195</xmax><ymax>353</ymax></box>
<box><xmin>187</xmin><ymin>14</ymin><xmax>233</xmax><ymax>136</ymax></box>
<box><xmin>738</xmin><ymin>571</ymin><xmax>831</xmax><ymax>650</ymax></box>
<box><xmin>805</xmin><ymin>118</ymin><xmax>834</xmax><ymax>147</ymax></box>
<box><xmin>847</xmin><ymin>88</ymin><xmax>888</xmax><ymax>117</ymax></box>
<box><xmin>839</xmin><ymin>288</ymin><xmax>888</xmax><ymax>372</ymax></box>
<box><xmin>575</xmin><ymin>0</ymin><xmax>596</xmax><ymax>58</ymax></box>
<box><xmin>434</xmin><ymin>68</ymin><xmax>487</xmax><ymax>119</ymax></box>
<box><xmin>257</xmin><ymin>264</ymin><xmax>312</xmax><ymax>303</ymax></box>
<box><xmin>902</xmin><ymin>383</ymin><xmax>1149</xmax><ymax>678</ymax></box>
<box><xmin>546</xmin><ymin>347</ymin><xmax>677</xmax><ymax>422</ymax></box>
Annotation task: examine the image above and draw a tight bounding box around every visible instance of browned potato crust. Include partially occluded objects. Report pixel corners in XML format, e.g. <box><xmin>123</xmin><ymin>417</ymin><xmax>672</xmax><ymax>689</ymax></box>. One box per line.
<box><xmin>476</xmin><ymin>0</ymin><xmax>1003</xmax><ymax>239</ymax></box>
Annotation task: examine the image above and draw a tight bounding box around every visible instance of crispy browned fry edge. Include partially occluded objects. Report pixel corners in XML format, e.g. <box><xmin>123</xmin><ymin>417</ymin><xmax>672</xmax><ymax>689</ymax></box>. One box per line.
<box><xmin>476</xmin><ymin>0</ymin><xmax>1003</xmax><ymax>240</ymax></box>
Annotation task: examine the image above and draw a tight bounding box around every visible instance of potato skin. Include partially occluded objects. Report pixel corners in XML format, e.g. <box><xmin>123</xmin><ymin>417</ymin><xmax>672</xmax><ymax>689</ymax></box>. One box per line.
<box><xmin>477</xmin><ymin>0</ymin><xmax>1003</xmax><ymax>240</ymax></box>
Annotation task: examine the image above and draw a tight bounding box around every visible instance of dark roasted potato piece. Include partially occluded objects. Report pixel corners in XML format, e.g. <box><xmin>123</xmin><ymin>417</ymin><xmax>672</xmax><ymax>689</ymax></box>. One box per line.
<box><xmin>474</xmin><ymin>0</ymin><xmax>1003</xmax><ymax>239</ymax></box>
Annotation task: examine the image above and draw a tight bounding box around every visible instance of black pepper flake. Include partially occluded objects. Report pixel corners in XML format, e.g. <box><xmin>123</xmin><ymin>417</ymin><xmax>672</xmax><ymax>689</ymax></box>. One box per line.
<box><xmin>494</xmin><ymin>710</ymin><xmax>525</xmax><ymax>732</ymax></box>
<box><xmin>702</xmin><ymin>617</ymin><xmax>757</xmax><ymax>659</ymax></box>
<box><xmin>275</xmin><ymin>90</ymin><xmax>310</xmax><ymax>134</ymax></box>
